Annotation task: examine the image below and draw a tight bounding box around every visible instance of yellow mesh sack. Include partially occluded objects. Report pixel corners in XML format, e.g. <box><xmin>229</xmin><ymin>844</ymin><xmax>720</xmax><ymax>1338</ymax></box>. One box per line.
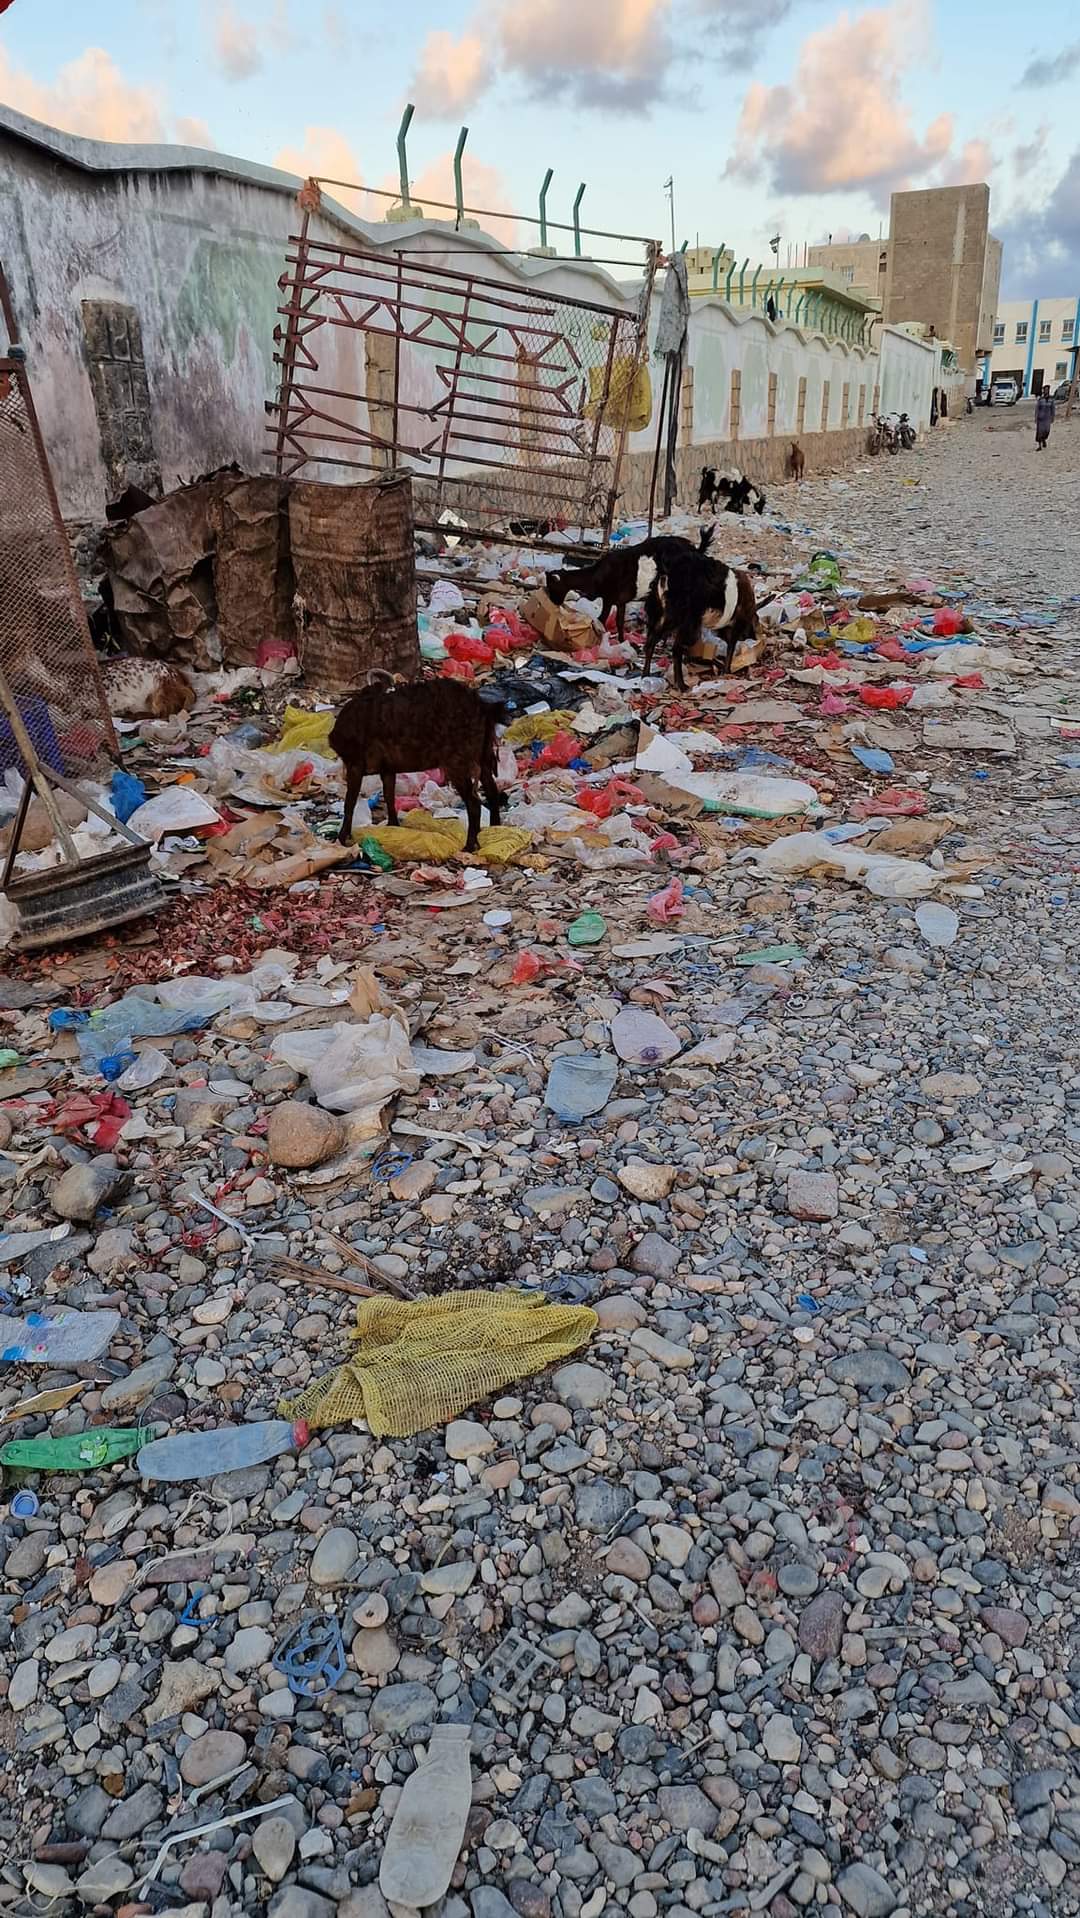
<box><xmin>584</xmin><ymin>358</ymin><xmax>652</xmax><ymax>433</ymax></box>
<box><xmin>268</xmin><ymin>706</ymin><xmax>337</xmax><ymax>755</ymax></box>
<box><xmin>283</xmin><ymin>1291</ymin><xmax>597</xmax><ymax>1437</ymax></box>
<box><xmin>502</xmin><ymin>710</ymin><xmax>578</xmax><ymax>748</ymax></box>
<box><xmin>356</xmin><ymin>816</ymin><xmax>532</xmax><ymax>866</ymax></box>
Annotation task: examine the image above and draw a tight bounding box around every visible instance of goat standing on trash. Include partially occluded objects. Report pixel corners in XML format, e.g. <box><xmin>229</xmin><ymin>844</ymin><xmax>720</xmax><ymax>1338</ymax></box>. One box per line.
<box><xmin>331</xmin><ymin>678</ymin><xmax>507</xmax><ymax>853</ymax></box>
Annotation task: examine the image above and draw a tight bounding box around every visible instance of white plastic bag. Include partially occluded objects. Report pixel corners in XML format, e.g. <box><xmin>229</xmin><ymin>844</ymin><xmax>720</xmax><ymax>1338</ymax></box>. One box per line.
<box><xmin>271</xmin><ymin>1014</ymin><xmax>420</xmax><ymax>1124</ymax></box>
<box><xmin>126</xmin><ymin>788</ymin><xmax>222</xmax><ymax>842</ymax></box>
<box><xmin>742</xmin><ymin>830</ymin><xmax>937</xmax><ymax>898</ymax></box>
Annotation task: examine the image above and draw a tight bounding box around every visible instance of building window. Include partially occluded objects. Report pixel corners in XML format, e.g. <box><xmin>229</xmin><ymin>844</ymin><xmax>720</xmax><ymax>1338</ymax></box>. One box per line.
<box><xmin>1016</xmin><ymin>321</ymin><xmax>1028</xmax><ymax>343</ymax></box>
<box><xmin>993</xmin><ymin>322</ymin><xmax>1005</xmax><ymax>343</ymax></box>
<box><xmin>1056</xmin><ymin>362</ymin><xmax>1068</xmax><ymax>379</ymax></box>
<box><xmin>1039</xmin><ymin>318</ymin><xmax>1052</xmax><ymax>341</ymax></box>
<box><xmin>1064</xmin><ymin>319</ymin><xmax>1075</xmax><ymax>342</ymax></box>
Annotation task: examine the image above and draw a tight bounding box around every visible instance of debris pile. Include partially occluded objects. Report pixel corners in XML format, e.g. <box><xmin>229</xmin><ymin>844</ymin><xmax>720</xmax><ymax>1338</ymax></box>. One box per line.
<box><xmin>2</xmin><ymin>438</ymin><xmax>1079</xmax><ymax>1918</ymax></box>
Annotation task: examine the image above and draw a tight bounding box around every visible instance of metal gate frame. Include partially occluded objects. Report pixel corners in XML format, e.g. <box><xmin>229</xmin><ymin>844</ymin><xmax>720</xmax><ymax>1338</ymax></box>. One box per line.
<box><xmin>267</xmin><ymin>196</ymin><xmax>659</xmax><ymax>549</ymax></box>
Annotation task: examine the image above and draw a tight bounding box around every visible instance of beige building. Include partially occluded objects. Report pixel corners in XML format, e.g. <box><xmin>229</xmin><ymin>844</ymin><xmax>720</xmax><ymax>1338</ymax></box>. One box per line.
<box><xmin>805</xmin><ymin>237</ymin><xmax>889</xmax><ymax>303</ymax></box>
<box><xmin>684</xmin><ymin>248</ymin><xmax>878</xmax><ymax>342</ymax></box>
<box><xmin>884</xmin><ymin>185</ymin><xmax>1001</xmax><ymax>374</ymax></box>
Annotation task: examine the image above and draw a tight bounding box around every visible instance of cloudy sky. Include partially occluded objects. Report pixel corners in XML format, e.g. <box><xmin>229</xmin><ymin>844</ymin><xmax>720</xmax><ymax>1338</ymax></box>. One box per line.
<box><xmin>1</xmin><ymin>0</ymin><xmax>1077</xmax><ymax>295</ymax></box>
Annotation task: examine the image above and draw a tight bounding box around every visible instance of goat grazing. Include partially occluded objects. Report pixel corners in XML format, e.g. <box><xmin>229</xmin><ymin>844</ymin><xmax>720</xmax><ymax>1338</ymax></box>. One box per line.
<box><xmin>642</xmin><ymin>551</ymin><xmax>760</xmax><ymax>691</ymax></box>
<box><xmin>546</xmin><ymin>528</ymin><xmax>712</xmax><ymax>644</ymax></box>
<box><xmin>788</xmin><ymin>441</ymin><xmax>806</xmax><ymax>481</ymax></box>
<box><xmin>698</xmin><ymin>467</ymin><xmax>766</xmax><ymax>516</ymax></box>
<box><xmin>330</xmin><ymin>678</ymin><xmax>507</xmax><ymax>853</ymax></box>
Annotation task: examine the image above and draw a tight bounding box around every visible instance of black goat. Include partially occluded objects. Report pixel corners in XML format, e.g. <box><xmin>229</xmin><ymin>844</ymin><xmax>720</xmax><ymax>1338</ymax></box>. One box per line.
<box><xmin>642</xmin><ymin>551</ymin><xmax>760</xmax><ymax>691</ymax></box>
<box><xmin>546</xmin><ymin>528</ymin><xmax>713</xmax><ymax>644</ymax></box>
<box><xmin>331</xmin><ymin>679</ymin><xmax>507</xmax><ymax>853</ymax></box>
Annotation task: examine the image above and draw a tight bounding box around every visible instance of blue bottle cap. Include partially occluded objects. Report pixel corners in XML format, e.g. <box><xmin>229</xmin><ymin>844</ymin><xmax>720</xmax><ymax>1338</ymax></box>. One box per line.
<box><xmin>10</xmin><ymin>1490</ymin><xmax>39</xmax><ymax>1519</ymax></box>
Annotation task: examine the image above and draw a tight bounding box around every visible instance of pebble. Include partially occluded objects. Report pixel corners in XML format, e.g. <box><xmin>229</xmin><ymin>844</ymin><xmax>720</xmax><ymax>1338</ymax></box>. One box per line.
<box><xmin>5</xmin><ymin>430</ymin><xmax>1077</xmax><ymax>1918</ymax></box>
<box><xmin>267</xmin><ymin>1100</ymin><xmax>346</xmax><ymax>1168</ymax></box>
<box><xmin>50</xmin><ymin>1157</ymin><xmax>123</xmax><ymax>1220</ymax></box>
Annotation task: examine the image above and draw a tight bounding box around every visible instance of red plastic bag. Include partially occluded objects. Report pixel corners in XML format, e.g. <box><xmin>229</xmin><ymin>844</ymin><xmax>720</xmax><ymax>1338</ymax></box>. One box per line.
<box><xmin>484</xmin><ymin>610</ymin><xmax>533</xmax><ymax>646</ymax></box>
<box><xmin>440</xmin><ymin>658</ymin><xmax>476</xmax><ymax>681</ymax></box>
<box><xmin>873</xmin><ymin>637</ymin><xmax>910</xmax><ymax>663</ymax></box>
<box><xmin>850</xmin><ymin>787</ymin><xmax>927</xmax><ymax>818</ymax></box>
<box><xmin>445</xmin><ymin>631</ymin><xmax>496</xmax><ymax>666</ymax></box>
<box><xmin>932</xmin><ymin>607</ymin><xmax>964</xmax><ymax>636</ymax></box>
<box><xmin>952</xmin><ymin>672</ymin><xmax>984</xmax><ymax>689</ymax></box>
<box><xmin>820</xmin><ymin>690</ymin><xmax>853</xmax><ymax>716</ymax></box>
<box><xmin>53</xmin><ymin>1090</ymin><xmax>132</xmax><ymax>1152</ymax></box>
<box><xmin>532</xmin><ymin>731</ymin><xmax>582</xmax><ymax>771</ymax></box>
<box><xmin>859</xmin><ymin>684</ymin><xmax>913</xmax><ymax>709</ymax></box>
<box><xmin>647</xmin><ymin>877</ymin><xmax>685</xmax><ymax>924</ymax></box>
<box><xmin>575</xmin><ymin>777</ymin><xmax>645</xmax><ymax>818</ymax></box>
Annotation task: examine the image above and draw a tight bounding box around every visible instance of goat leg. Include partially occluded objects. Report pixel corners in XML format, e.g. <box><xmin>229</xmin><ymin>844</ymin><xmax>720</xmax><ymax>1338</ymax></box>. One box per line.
<box><xmin>458</xmin><ymin>776</ymin><xmax>482</xmax><ymax>853</ymax></box>
<box><xmin>339</xmin><ymin>767</ymin><xmax>364</xmax><ymax>845</ymax></box>
<box><xmin>381</xmin><ymin>771</ymin><xmax>399</xmax><ymax>827</ymax></box>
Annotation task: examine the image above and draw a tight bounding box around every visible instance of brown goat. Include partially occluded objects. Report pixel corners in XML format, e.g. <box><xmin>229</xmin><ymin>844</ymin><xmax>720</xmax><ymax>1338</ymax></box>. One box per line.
<box><xmin>330</xmin><ymin>678</ymin><xmax>507</xmax><ymax>853</ymax></box>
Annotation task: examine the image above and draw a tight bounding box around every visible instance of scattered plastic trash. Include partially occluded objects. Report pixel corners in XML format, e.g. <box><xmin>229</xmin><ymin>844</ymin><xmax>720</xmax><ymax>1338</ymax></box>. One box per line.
<box><xmin>544</xmin><ymin>1053</ymin><xmax>618</xmax><ymax>1121</ymax></box>
<box><xmin>914</xmin><ymin>901</ymin><xmax>959</xmax><ymax>948</ymax></box>
<box><xmin>380</xmin><ymin>1723</ymin><xmax>473</xmax><ymax>1909</ymax></box>
<box><xmin>0</xmin><ymin>1428</ymin><xmax>141</xmax><ymax>1471</ymax></box>
<box><xmin>734</xmin><ymin>944</ymin><xmax>805</xmax><ymax>966</ymax></box>
<box><xmin>610</xmin><ymin>1006</ymin><xmax>682</xmax><ymax>1065</ymax></box>
<box><xmin>475</xmin><ymin>1628</ymin><xmax>556</xmax><ymax>1705</ymax></box>
<box><xmin>109</xmin><ymin>768</ymin><xmax>147</xmax><ymax>823</ymax></box>
<box><xmin>283</xmin><ymin>1293</ymin><xmax>597</xmax><ymax>1437</ymax></box>
<box><xmin>271</xmin><ymin>1011</ymin><xmax>418</xmax><ymax>1128</ymax></box>
<box><xmin>273</xmin><ymin>1613</ymin><xmax>347</xmax><ymax>1699</ymax></box>
<box><xmin>137</xmin><ymin>1418</ymin><xmax>310</xmax><ymax>1482</ymax></box>
<box><xmin>0</xmin><ymin>1310</ymin><xmax>120</xmax><ymax>1365</ymax></box>
<box><xmin>850</xmin><ymin>745</ymin><xmax>895</xmax><ymax>774</ymax></box>
<box><xmin>647</xmin><ymin>877</ymin><xmax>685</xmax><ymax>924</ymax></box>
<box><xmin>139</xmin><ymin>1797</ymin><xmax>295</xmax><ymax>1898</ymax></box>
<box><xmin>567</xmin><ymin>911</ymin><xmax>607</xmax><ymax>946</ymax></box>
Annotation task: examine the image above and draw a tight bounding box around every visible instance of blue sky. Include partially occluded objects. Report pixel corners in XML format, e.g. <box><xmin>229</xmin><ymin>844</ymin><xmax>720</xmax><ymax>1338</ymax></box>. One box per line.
<box><xmin>1</xmin><ymin>0</ymin><xmax>1078</xmax><ymax>293</ymax></box>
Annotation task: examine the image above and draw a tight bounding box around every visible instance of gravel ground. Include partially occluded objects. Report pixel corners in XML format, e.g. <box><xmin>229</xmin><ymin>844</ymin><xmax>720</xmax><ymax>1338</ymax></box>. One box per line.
<box><xmin>2</xmin><ymin>422</ymin><xmax>1079</xmax><ymax>1918</ymax></box>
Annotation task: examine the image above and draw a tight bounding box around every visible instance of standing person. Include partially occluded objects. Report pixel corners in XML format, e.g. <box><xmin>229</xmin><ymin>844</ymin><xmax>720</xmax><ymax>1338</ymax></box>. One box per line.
<box><xmin>1035</xmin><ymin>385</ymin><xmax>1055</xmax><ymax>451</ymax></box>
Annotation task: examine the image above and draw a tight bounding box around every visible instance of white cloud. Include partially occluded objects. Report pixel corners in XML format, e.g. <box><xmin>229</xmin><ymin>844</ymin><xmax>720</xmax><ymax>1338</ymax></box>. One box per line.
<box><xmin>214</xmin><ymin>4</ymin><xmax>261</xmax><ymax>79</ymax></box>
<box><xmin>0</xmin><ymin>44</ymin><xmax>165</xmax><ymax>141</ymax></box>
<box><xmin>274</xmin><ymin>127</ymin><xmax>365</xmax><ymax>214</ymax></box>
<box><xmin>728</xmin><ymin>6</ymin><xmax>953</xmax><ymax>203</ymax></box>
<box><xmin>410</xmin><ymin>0</ymin><xmax>673</xmax><ymax>115</ymax></box>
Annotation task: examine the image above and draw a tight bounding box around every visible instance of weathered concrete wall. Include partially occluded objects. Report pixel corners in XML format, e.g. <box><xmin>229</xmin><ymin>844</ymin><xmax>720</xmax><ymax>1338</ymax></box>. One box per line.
<box><xmin>886</xmin><ymin>185</ymin><xmax>992</xmax><ymax>374</ymax></box>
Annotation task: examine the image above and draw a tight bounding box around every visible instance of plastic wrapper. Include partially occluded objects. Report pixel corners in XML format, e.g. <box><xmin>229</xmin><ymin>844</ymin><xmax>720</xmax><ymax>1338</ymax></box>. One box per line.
<box><xmin>271</xmin><ymin>1013</ymin><xmax>419</xmax><ymax>1126</ymax></box>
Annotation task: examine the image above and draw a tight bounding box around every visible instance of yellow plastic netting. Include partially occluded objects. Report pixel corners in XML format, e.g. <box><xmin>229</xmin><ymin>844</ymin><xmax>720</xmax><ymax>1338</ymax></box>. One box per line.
<box><xmin>283</xmin><ymin>1291</ymin><xmax>597</xmax><ymax>1437</ymax></box>
<box><xmin>358</xmin><ymin>815</ymin><xmax>532</xmax><ymax>865</ymax></box>
<box><xmin>585</xmin><ymin>359</ymin><xmax>652</xmax><ymax>434</ymax></box>
<box><xmin>502</xmin><ymin>710</ymin><xmax>577</xmax><ymax>748</ymax></box>
<box><xmin>269</xmin><ymin>706</ymin><xmax>337</xmax><ymax>755</ymax></box>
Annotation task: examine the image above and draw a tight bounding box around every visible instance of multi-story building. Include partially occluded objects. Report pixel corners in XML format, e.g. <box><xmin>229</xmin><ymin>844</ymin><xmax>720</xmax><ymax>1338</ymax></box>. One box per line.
<box><xmin>883</xmin><ymin>185</ymin><xmax>1001</xmax><ymax>375</ymax></box>
<box><xmin>805</xmin><ymin>237</ymin><xmax>889</xmax><ymax>304</ymax></box>
<box><xmin>987</xmin><ymin>296</ymin><xmax>1080</xmax><ymax>395</ymax></box>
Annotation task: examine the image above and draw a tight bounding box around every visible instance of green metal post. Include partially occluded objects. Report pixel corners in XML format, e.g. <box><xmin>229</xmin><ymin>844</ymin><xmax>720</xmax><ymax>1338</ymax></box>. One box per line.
<box><xmin>794</xmin><ymin>294</ymin><xmax>805</xmax><ymax>325</ymax></box>
<box><xmin>572</xmin><ymin>183</ymin><xmax>586</xmax><ymax>257</ymax></box>
<box><xmin>750</xmin><ymin>264</ymin><xmax>761</xmax><ymax>308</ymax></box>
<box><xmin>396</xmin><ymin>103</ymin><xmax>414</xmax><ymax>211</ymax></box>
<box><xmin>711</xmin><ymin>246</ymin><xmax>724</xmax><ymax>291</ymax></box>
<box><xmin>725</xmin><ymin>259</ymin><xmax>736</xmax><ymax>300</ymax></box>
<box><xmin>786</xmin><ymin>282</ymin><xmax>795</xmax><ymax>318</ymax></box>
<box><xmin>539</xmin><ymin>168</ymin><xmax>554</xmax><ymax>250</ymax></box>
<box><xmin>739</xmin><ymin>258</ymin><xmax>748</xmax><ymax>303</ymax></box>
<box><xmin>453</xmin><ymin>127</ymin><xmax>469</xmax><ymax>226</ymax></box>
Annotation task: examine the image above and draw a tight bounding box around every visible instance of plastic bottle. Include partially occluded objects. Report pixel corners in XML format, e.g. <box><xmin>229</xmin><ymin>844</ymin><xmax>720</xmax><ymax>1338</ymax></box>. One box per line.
<box><xmin>379</xmin><ymin>1723</ymin><xmax>473</xmax><ymax>1909</ymax></box>
<box><xmin>137</xmin><ymin>1419</ymin><xmax>309</xmax><ymax>1483</ymax></box>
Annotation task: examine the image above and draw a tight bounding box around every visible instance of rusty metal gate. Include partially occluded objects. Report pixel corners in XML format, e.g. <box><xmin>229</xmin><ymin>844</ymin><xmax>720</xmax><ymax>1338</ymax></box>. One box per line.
<box><xmin>0</xmin><ymin>268</ymin><xmax>118</xmax><ymax>784</ymax></box>
<box><xmin>267</xmin><ymin>199</ymin><xmax>657</xmax><ymax>546</ymax></box>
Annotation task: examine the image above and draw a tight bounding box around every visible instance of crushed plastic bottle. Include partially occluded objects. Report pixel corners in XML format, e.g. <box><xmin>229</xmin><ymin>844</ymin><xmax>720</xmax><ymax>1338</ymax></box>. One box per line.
<box><xmin>544</xmin><ymin>1054</ymin><xmax>618</xmax><ymax>1122</ymax></box>
<box><xmin>379</xmin><ymin>1723</ymin><xmax>473</xmax><ymax>1908</ymax></box>
<box><xmin>137</xmin><ymin>1419</ymin><xmax>309</xmax><ymax>1483</ymax></box>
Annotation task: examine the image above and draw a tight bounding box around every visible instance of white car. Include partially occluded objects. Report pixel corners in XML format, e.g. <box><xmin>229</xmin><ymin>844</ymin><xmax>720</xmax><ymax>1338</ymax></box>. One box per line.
<box><xmin>990</xmin><ymin>378</ymin><xmax>1020</xmax><ymax>405</ymax></box>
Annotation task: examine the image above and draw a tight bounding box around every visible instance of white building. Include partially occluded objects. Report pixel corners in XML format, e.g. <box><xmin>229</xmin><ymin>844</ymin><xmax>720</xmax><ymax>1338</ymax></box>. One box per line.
<box><xmin>986</xmin><ymin>295</ymin><xmax>1080</xmax><ymax>395</ymax></box>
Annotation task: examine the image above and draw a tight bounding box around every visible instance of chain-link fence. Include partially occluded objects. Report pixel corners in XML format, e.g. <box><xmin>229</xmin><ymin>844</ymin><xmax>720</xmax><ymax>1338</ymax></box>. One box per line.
<box><xmin>0</xmin><ymin>276</ymin><xmax>117</xmax><ymax>786</ymax></box>
<box><xmin>267</xmin><ymin>209</ymin><xmax>657</xmax><ymax>547</ymax></box>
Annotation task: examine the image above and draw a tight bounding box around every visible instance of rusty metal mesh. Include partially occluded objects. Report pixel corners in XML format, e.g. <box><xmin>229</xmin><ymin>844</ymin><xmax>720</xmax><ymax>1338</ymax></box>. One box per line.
<box><xmin>268</xmin><ymin>224</ymin><xmax>655</xmax><ymax>544</ymax></box>
<box><xmin>0</xmin><ymin>354</ymin><xmax>117</xmax><ymax>780</ymax></box>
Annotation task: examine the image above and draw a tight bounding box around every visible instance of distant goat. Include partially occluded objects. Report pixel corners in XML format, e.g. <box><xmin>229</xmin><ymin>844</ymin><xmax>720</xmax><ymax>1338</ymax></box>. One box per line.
<box><xmin>697</xmin><ymin>467</ymin><xmax>766</xmax><ymax>515</ymax></box>
<box><xmin>788</xmin><ymin>441</ymin><xmax>806</xmax><ymax>481</ymax></box>
<box><xmin>546</xmin><ymin>527</ymin><xmax>713</xmax><ymax>644</ymax></box>
<box><xmin>330</xmin><ymin>678</ymin><xmax>506</xmax><ymax>853</ymax></box>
